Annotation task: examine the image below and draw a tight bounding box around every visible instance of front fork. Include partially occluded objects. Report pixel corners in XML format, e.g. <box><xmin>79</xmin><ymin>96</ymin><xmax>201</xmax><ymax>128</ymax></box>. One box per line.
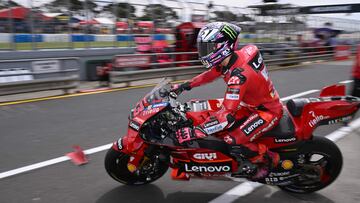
<box><xmin>113</xmin><ymin>134</ymin><xmax>149</xmax><ymax>173</ymax></box>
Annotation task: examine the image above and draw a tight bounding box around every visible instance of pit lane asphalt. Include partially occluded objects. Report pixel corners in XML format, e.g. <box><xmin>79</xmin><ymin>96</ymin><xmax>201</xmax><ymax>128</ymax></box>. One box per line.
<box><xmin>0</xmin><ymin>60</ymin><xmax>358</xmax><ymax>202</ymax></box>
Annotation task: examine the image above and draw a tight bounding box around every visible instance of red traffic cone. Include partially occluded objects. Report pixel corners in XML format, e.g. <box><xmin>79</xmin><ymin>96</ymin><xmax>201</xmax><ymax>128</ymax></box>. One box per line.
<box><xmin>66</xmin><ymin>145</ymin><xmax>88</xmax><ymax>165</ymax></box>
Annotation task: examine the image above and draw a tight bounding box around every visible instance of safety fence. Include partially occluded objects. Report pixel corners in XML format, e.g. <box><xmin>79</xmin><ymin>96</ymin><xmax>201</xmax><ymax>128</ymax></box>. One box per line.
<box><xmin>109</xmin><ymin>45</ymin><xmax>356</xmax><ymax>86</ymax></box>
<box><xmin>1</xmin><ymin>1</ymin><xmax>360</xmax><ymax>50</ymax></box>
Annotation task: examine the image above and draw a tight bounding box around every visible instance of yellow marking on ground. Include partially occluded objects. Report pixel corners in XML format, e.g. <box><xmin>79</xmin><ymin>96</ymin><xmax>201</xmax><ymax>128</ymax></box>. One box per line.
<box><xmin>0</xmin><ymin>80</ymin><xmax>187</xmax><ymax>106</ymax></box>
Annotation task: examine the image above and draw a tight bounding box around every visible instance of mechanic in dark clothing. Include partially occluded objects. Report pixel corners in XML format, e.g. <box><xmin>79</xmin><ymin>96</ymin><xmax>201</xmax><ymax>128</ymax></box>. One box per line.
<box><xmin>352</xmin><ymin>45</ymin><xmax>360</xmax><ymax>97</ymax></box>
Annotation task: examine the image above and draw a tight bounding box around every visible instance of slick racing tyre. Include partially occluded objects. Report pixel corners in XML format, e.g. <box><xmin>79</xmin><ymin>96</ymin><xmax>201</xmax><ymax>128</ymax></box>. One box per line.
<box><xmin>279</xmin><ymin>136</ymin><xmax>343</xmax><ymax>193</ymax></box>
<box><xmin>105</xmin><ymin>147</ymin><xmax>169</xmax><ymax>185</ymax></box>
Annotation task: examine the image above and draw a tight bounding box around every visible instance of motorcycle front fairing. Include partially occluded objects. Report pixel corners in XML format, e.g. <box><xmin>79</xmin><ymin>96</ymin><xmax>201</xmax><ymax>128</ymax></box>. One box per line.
<box><xmin>113</xmin><ymin>79</ymin><xmax>172</xmax><ymax>154</ymax></box>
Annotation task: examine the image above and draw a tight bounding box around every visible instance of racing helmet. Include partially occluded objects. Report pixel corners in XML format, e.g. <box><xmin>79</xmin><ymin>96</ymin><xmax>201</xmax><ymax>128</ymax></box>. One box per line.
<box><xmin>197</xmin><ymin>22</ymin><xmax>241</xmax><ymax>69</ymax></box>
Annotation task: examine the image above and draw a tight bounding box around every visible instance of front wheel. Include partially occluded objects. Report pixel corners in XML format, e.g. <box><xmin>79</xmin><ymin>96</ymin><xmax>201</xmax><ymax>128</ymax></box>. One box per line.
<box><xmin>105</xmin><ymin>147</ymin><xmax>169</xmax><ymax>185</ymax></box>
<box><xmin>279</xmin><ymin>136</ymin><xmax>343</xmax><ymax>193</ymax></box>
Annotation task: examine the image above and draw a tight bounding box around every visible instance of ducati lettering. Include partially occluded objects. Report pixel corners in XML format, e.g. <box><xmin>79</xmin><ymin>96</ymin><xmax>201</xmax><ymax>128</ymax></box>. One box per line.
<box><xmin>250</xmin><ymin>117</ymin><xmax>278</xmax><ymax>142</ymax></box>
<box><xmin>184</xmin><ymin>164</ymin><xmax>231</xmax><ymax>173</ymax></box>
<box><xmin>274</xmin><ymin>137</ymin><xmax>296</xmax><ymax>143</ymax></box>
<box><xmin>248</xmin><ymin>52</ymin><xmax>264</xmax><ymax>72</ymax></box>
<box><xmin>129</xmin><ymin>121</ymin><xmax>140</xmax><ymax>131</ymax></box>
<box><xmin>226</xmin><ymin>94</ymin><xmax>239</xmax><ymax>100</ymax></box>
<box><xmin>227</xmin><ymin>88</ymin><xmax>240</xmax><ymax>94</ymax></box>
<box><xmin>204</xmin><ymin>120</ymin><xmax>220</xmax><ymax>128</ymax></box>
<box><xmin>240</xmin><ymin>114</ymin><xmax>259</xmax><ymax>129</ymax></box>
<box><xmin>242</xmin><ymin>118</ymin><xmax>265</xmax><ymax>136</ymax></box>
<box><xmin>193</xmin><ymin>153</ymin><xmax>217</xmax><ymax>160</ymax></box>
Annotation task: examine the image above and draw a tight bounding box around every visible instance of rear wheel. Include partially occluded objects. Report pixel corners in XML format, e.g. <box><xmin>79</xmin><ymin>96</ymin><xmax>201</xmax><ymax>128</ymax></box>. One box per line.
<box><xmin>279</xmin><ymin>136</ymin><xmax>343</xmax><ymax>193</ymax></box>
<box><xmin>105</xmin><ymin>147</ymin><xmax>169</xmax><ymax>185</ymax></box>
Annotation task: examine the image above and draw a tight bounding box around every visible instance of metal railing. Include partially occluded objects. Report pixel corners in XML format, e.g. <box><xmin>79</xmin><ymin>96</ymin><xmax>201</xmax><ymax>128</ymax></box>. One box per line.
<box><xmin>0</xmin><ymin>45</ymin><xmax>355</xmax><ymax>96</ymax></box>
<box><xmin>109</xmin><ymin>45</ymin><xmax>356</xmax><ymax>86</ymax></box>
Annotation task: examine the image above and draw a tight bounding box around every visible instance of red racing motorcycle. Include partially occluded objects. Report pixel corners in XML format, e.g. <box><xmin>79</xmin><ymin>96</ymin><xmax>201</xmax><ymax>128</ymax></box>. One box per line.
<box><xmin>105</xmin><ymin>79</ymin><xmax>360</xmax><ymax>193</ymax></box>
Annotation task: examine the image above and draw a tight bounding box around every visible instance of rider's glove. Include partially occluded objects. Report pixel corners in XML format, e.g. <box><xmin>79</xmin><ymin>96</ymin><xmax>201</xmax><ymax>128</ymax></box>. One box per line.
<box><xmin>171</xmin><ymin>82</ymin><xmax>192</xmax><ymax>96</ymax></box>
<box><xmin>176</xmin><ymin>127</ymin><xmax>207</xmax><ymax>144</ymax></box>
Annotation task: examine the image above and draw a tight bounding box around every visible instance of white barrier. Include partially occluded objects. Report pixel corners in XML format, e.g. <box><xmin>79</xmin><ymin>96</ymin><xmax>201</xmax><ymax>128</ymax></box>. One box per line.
<box><xmin>165</xmin><ymin>34</ymin><xmax>175</xmax><ymax>41</ymax></box>
<box><xmin>0</xmin><ymin>68</ymin><xmax>33</xmax><ymax>83</ymax></box>
<box><xmin>0</xmin><ymin>33</ymin><xmax>11</xmax><ymax>43</ymax></box>
<box><xmin>43</xmin><ymin>34</ymin><xmax>69</xmax><ymax>43</ymax></box>
<box><xmin>95</xmin><ymin>34</ymin><xmax>116</xmax><ymax>42</ymax></box>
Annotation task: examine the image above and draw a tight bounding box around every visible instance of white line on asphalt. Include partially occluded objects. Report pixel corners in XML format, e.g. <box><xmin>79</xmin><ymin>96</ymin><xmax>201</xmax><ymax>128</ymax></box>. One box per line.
<box><xmin>280</xmin><ymin>90</ymin><xmax>319</xmax><ymax>102</ymax></box>
<box><xmin>209</xmin><ymin>115</ymin><xmax>360</xmax><ymax>203</ymax></box>
<box><xmin>0</xmin><ymin>144</ymin><xmax>114</xmax><ymax>179</ymax></box>
<box><xmin>339</xmin><ymin>80</ymin><xmax>354</xmax><ymax>84</ymax></box>
<box><xmin>0</xmin><ymin>157</ymin><xmax>70</xmax><ymax>179</ymax></box>
<box><xmin>0</xmin><ymin>86</ymin><xmax>350</xmax><ymax>180</ymax></box>
<box><xmin>208</xmin><ymin>182</ymin><xmax>263</xmax><ymax>203</ymax></box>
<box><xmin>84</xmin><ymin>143</ymin><xmax>113</xmax><ymax>155</ymax></box>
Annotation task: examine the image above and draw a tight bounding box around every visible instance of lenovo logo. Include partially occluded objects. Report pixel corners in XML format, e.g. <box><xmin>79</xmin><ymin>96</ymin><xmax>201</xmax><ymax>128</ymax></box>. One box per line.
<box><xmin>184</xmin><ymin>164</ymin><xmax>231</xmax><ymax>173</ymax></box>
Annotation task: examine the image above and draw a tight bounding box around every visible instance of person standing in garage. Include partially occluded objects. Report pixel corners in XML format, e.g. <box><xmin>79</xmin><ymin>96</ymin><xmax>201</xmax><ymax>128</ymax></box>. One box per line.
<box><xmin>351</xmin><ymin>45</ymin><xmax>360</xmax><ymax>97</ymax></box>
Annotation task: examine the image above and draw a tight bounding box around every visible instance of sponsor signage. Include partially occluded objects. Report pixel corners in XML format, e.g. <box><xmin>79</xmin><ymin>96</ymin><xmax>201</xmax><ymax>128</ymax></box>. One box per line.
<box><xmin>204</xmin><ymin>122</ymin><xmax>227</xmax><ymax>134</ymax></box>
<box><xmin>274</xmin><ymin>137</ymin><xmax>296</xmax><ymax>143</ymax></box>
<box><xmin>151</xmin><ymin>102</ymin><xmax>168</xmax><ymax>108</ymax></box>
<box><xmin>281</xmin><ymin>160</ymin><xmax>294</xmax><ymax>170</ymax></box>
<box><xmin>241</xmin><ymin>116</ymin><xmax>265</xmax><ymax>136</ymax></box>
<box><xmin>31</xmin><ymin>60</ymin><xmax>60</xmax><ymax>73</ymax></box>
<box><xmin>248</xmin><ymin>52</ymin><xmax>264</xmax><ymax>72</ymax></box>
<box><xmin>327</xmin><ymin>115</ymin><xmax>353</xmax><ymax>124</ymax></box>
<box><xmin>142</xmin><ymin>108</ymin><xmax>160</xmax><ymax>116</ymax></box>
<box><xmin>302</xmin><ymin>4</ymin><xmax>360</xmax><ymax>14</ymax></box>
<box><xmin>334</xmin><ymin>45</ymin><xmax>351</xmax><ymax>61</ymax></box>
<box><xmin>260</xmin><ymin>4</ymin><xmax>360</xmax><ymax>16</ymax></box>
<box><xmin>129</xmin><ymin>121</ymin><xmax>140</xmax><ymax>131</ymax></box>
<box><xmin>193</xmin><ymin>153</ymin><xmax>217</xmax><ymax>160</ymax></box>
<box><xmin>113</xmin><ymin>55</ymin><xmax>150</xmax><ymax>68</ymax></box>
<box><xmin>117</xmin><ymin>138</ymin><xmax>123</xmax><ymax>150</ymax></box>
<box><xmin>204</xmin><ymin>120</ymin><xmax>219</xmax><ymax>128</ymax></box>
<box><xmin>226</xmin><ymin>93</ymin><xmax>240</xmax><ymax>100</ymax></box>
<box><xmin>183</xmin><ymin>162</ymin><xmax>232</xmax><ymax>173</ymax></box>
<box><xmin>308</xmin><ymin>111</ymin><xmax>330</xmax><ymax>128</ymax></box>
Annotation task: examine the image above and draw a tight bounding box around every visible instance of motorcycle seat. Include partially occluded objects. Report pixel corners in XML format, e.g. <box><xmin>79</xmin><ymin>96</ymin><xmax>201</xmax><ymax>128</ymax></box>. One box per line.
<box><xmin>263</xmin><ymin>110</ymin><xmax>295</xmax><ymax>138</ymax></box>
<box><xmin>286</xmin><ymin>98</ymin><xmax>309</xmax><ymax>117</ymax></box>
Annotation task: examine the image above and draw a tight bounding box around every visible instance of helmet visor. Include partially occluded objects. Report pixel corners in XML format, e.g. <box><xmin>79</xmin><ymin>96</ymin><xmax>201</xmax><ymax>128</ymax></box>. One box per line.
<box><xmin>197</xmin><ymin>42</ymin><xmax>219</xmax><ymax>58</ymax></box>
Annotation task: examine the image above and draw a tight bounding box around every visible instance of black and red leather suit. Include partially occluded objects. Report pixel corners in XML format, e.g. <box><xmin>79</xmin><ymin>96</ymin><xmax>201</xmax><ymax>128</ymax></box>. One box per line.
<box><xmin>184</xmin><ymin>45</ymin><xmax>283</xmax><ymax>159</ymax></box>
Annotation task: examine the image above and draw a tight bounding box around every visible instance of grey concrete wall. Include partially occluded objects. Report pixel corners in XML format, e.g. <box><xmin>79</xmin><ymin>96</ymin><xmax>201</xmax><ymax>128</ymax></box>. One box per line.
<box><xmin>0</xmin><ymin>48</ymin><xmax>135</xmax><ymax>80</ymax></box>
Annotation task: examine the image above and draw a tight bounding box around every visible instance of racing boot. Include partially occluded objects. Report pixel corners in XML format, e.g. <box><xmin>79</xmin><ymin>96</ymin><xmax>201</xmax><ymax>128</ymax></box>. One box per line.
<box><xmin>230</xmin><ymin>145</ymin><xmax>257</xmax><ymax>177</ymax></box>
<box><xmin>250</xmin><ymin>149</ymin><xmax>280</xmax><ymax>180</ymax></box>
<box><xmin>171</xmin><ymin>168</ymin><xmax>190</xmax><ymax>181</ymax></box>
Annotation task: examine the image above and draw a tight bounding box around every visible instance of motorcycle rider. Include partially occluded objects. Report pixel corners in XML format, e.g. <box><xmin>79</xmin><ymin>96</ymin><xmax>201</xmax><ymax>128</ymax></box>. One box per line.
<box><xmin>172</xmin><ymin>22</ymin><xmax>282</xmax><ymax>179</ymax></box>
